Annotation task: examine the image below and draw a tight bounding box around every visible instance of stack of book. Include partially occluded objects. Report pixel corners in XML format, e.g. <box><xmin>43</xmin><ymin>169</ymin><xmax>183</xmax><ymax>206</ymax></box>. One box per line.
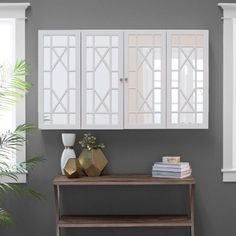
<box><xmin>152</xmin><ymin>162</ymin><xmax>192</xmax><ymax>179</ymax></box>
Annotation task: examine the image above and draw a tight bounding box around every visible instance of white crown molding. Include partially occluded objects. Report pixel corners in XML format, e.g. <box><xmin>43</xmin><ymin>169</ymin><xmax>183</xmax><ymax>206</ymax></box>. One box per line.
<box><xmin>0</xmin><ymin>2</ymin><xmax>30</xmax><ymax>18</ymax></box>
<box><xmin>0</xmin><ymin>3</ymin><xmax>30</xmax><ymax>9</ymax></box>
<box><xmin>218</xmin><ymin>3</ymin><xmax>236</xmax><ymax>19</ymax></box>
<box><xmin>218</xmin><ymin>3</ymin><xmax>236</xmax><ymax>9</ymax></box>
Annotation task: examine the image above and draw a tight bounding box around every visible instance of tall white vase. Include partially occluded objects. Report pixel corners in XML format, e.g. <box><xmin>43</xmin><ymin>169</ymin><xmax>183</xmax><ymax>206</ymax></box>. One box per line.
<box><xmin>61</xmin><ymin>133</ymin><xmax>76</xmax><ymax>175</ymax></box>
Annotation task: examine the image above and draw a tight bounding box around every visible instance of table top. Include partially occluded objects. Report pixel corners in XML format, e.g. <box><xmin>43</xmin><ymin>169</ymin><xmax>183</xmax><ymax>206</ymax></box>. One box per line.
<box><xmin>53</xmin><ymin>174</ymin><xmax>195</xmax><ymax>186</ymax></box>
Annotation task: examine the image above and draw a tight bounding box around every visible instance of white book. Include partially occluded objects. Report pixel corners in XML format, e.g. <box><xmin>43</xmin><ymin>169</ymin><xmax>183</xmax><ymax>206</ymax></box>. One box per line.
<box><xmin>152</xmin><ymin>166</ymin><xmax>191</xmax><ymax>173</ymax></box>
<box><xmin>153</xmin><ymin>162</ymin><xmax>190</xmax><ymax>169</ymax></box>
<box><xmin>152</xmin><ymin>173</ymin><xmax>191</xmax><ymax>179</ymax></box>
<box><xmin>152</xmin><ymin>170</ymin><xmax>192</xmax><ymax>179</ymax></box>
<box><xmin>152</xmin><ymin>170</ymin><xmax>192</xmax><ymax>177</ymax></box>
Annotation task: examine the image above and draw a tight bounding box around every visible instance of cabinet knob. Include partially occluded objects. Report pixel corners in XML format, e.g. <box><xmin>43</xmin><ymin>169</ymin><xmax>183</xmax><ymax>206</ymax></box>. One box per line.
<box><xmin>120</xmin><ymin>78</ymin><xmax>123</xmax><ymax>82</ymax></box>
<box><xmin>125</xmin><ymin>78</ymin><xmax>128</xmax><ymax>82</ymax></box>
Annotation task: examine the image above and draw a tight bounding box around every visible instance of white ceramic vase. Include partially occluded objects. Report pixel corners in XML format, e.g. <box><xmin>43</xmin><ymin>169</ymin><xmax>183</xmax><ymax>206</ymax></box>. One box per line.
<box><xmin>61</xmin><ymin>133</ymin><xmax>76</xmax><ymax>175</ymax></box>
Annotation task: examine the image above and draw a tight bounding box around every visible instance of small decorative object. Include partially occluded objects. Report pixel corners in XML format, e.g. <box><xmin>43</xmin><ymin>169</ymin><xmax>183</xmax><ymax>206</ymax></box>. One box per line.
<box><xmin>64</xmin><ymin>158</ymin><xmax>83</xmax><ymax>178</ymax></box>
<box><xmin>78</xmin><ymin>133</ymin><xmax>107</xmax><ymax>177</ymax></box>
<box><xmin>162</xmin><ymin>156</ymin><xmax>181</xmax><ymax>164</ymax></box>
<box><xmin>61</xmin><ymin>133</ymin><xmax>76</xmax><ymax>175</ymax></box>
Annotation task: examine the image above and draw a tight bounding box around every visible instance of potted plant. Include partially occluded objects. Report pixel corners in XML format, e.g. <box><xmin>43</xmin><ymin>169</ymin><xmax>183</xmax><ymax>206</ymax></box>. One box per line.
<box><xmin>78</xmin><ymin>133</ymin><xmax>107</xmax><ymax>177</ymax></box>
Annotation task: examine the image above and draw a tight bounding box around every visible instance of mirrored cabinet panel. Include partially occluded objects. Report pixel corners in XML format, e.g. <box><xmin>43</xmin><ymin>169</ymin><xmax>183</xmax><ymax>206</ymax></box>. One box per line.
<box><xmin>82</xmin><ymin>31</ymin><xmax>123</xmax><ymax>129</ymax></box>
<box><xmin>124</xmin><ymin>31</ymin><xmax>166</xmax><ymax>129</ymax></box>
<box><xmin>167</xmin><ymin>31</ymin><xmax>208</xmax><ymax>128</ymax></box>
<box><xmin>38</xmin><ymin>30</ymin><xmax>80</xmax><ymax>129</ymax></box>
<box><xmin>38</xmin><ymin>30</ymin><xmax>209</xmax><ymax>129</ymax></box>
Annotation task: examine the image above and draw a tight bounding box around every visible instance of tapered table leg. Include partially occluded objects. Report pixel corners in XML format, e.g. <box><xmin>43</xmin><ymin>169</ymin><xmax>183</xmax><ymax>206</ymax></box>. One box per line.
<box><xmin>54</xmin><ymin>185</ymin><xmax>60</xmax><ymax>236</ymax></box>
<box><xmin>189</xmin><ymin>184</ymin><xmax>195</xmax><ymax>236</ymax></box>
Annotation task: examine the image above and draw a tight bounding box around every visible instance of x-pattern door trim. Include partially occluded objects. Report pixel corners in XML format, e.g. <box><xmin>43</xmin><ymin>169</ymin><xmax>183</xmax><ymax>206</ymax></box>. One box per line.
<box><xmin>137</xmin><ymin>48</ymin><xmax>153</xmax><ymax>71</ymax></box>
<box><xmin>179</xmin><ymin>89</ymin><xmax>195</xmax><ymax>112</ymax></box>
<box><xmin>137</xmin><ymin>89</ymin><xmax>153</xmax><ymax>112</ymax></box>
<box><xmin>51</xmin><ymin>90</ymin><xmax>68</xmax><ymax>113</ymax></box>
<box><xmin>94</xmin><ymin>47</ymin><xmax>110</xmax><ymax>72</ymax></box>
<box><xmin>136</xmin><ymin>47</ymin><xmax>155</xmax><ymax>113</ymax></box>
<box><xmin>179</xmin><ymin>47</ymin><xmax>196</xmax><ymax>71</ymax></box>
<box><xmin>52</xmin><ymin>47</ymin><xmax>68</xmax><ymax>71</ymax></box>
<box><xmin>94</xmin><ymin>90</ymin><xmax>110</xmax><ymax>113</ymax></box>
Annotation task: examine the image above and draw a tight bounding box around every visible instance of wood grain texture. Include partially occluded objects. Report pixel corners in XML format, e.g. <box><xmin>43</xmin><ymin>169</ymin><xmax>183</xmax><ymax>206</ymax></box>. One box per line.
<box><xmin>53</xmin><ymin>174</ymin><xmax>195</xmax><ymax>186</ymax></box>
<box><xmin>58</xmin><ymin>215</ymin><xmax>192</xmax><ymax>228</ymax></box>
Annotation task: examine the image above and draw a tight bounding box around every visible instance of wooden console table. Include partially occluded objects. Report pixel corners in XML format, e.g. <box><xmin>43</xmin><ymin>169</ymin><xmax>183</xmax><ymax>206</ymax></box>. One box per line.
<box><xmin>53</xmin><ymin>175</ymin><xmax>195</xmax><ymax>236</ymax></box>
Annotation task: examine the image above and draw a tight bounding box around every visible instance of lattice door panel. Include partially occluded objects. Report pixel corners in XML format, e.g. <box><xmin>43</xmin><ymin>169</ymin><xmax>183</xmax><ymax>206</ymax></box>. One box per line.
<box><xmin>82</xmin><ymin>32</ymin><xmax>123</xmax><ymax>129</ymax></box>
<box><xmin>124</xmin><ymin>31</ymin><xmax>166</xmax><ymax>128</ymax></box>
<box><xmin>167</xmin><ymin>31</ymin><xmax>208</xmax><ymax>128</ymax></box>
<box><xmin>39</xmin><ymin>31</ymin><xmax>80</xmax><ymax>129</ymax></box>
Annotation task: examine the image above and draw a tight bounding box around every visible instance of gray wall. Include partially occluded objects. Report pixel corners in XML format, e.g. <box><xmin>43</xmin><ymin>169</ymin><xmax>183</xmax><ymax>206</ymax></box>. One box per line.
<box><xmin>0</xmin><ymin>0</ymin><xmax>235</xmax><ymax>235</ymax></box>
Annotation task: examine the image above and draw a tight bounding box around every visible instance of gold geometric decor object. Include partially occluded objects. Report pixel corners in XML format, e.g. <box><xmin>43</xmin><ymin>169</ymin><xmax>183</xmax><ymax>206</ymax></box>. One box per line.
<box><xmin>78</xmin><ymin>149</ymin><xmax>108</xmax><ymax>177</ymax></box>
<box><xmin>64</xmin><ymin>158</ymin><xmax>83</xmax><ymax>178</ymax></box>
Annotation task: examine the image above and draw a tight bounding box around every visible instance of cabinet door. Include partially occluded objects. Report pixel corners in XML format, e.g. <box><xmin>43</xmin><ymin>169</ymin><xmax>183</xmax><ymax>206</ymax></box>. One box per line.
<box><xmin>167</xmin><ymin>31</ymin><xmax>209</xmax><ymax>128</ymax></box>
<box><xmin>82</xmin><ymin>31</ymin><xmax>123</xmax><ymax>129</ymax></box>
<box><xmin>38</xmin><ymin>30</ymin><xmax>80</xmax><ymax>129</ymax></box>
<box><xmin>124</xmin><ymin>31</ymin><xmax>166</xmax><ymax>129</ymax></box>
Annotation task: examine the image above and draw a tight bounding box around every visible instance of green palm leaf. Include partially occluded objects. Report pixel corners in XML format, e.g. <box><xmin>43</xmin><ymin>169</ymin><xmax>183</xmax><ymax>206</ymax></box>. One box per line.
<box><xmin>0</xmin><ymin>60</ymin><xmax>31</xmax><ymax>113</ymax></box>
<box><xmin>0</xmin><ymin>208</ymin><xmax>14</xmax><ymax>225</ymax></box>
<box><xmin>0</xmin><ymin>124</ymin><xmax>35</xmax><ymax>159</ymax></box>
<box><xmin>0</xmin><ymin>182</ymin><xmax>44</xmax><ymax>200</ymax></box>
<box><xmin>0</xmin><ymin>60</ymin><xmax>44</xmax><ymax>224</ymax></box>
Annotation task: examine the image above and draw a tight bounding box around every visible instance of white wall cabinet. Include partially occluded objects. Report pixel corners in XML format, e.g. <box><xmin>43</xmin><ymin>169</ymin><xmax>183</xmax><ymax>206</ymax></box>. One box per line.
<box><xmin>38</xmin><ymin>30</ymin><xmax>208</xmax><ymax>130</ymax></box>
